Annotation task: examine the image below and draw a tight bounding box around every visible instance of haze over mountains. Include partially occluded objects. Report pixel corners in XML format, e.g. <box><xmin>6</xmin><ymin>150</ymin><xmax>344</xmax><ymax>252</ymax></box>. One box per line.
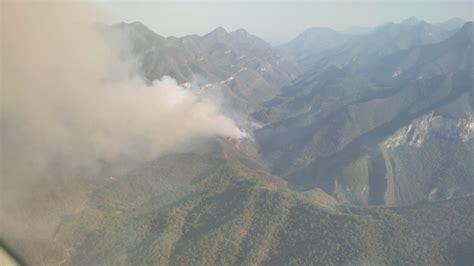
<box><xmin>256</xmin><ymin>21</ymin><xmax>473</xmax><ymax>207</ymax></box>
<box><xmin>281</xmin><ymin>17</ymin><xmax>465</xmax><ymax>71</ymax></box>
<box><xmin>2</xmin><ymin>13</ymin><xmax>473</xmax><ymax>265</ymax></box>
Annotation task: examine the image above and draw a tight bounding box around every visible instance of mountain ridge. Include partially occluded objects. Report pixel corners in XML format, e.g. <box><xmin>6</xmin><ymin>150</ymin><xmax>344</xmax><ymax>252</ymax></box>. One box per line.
<box><xmin>100</xmin><ymin>22</ymin><xmax>301</xmax><ymax>113</ymax></box>
<box><xmin>5</xmin><ymin>17</ymin><xmax>473</xmax><ymax>265</ymax></box>
<box><xmin>255</xmin><ymin>23</ymin><xmax>473</xmax><ymax>206</ymax></box>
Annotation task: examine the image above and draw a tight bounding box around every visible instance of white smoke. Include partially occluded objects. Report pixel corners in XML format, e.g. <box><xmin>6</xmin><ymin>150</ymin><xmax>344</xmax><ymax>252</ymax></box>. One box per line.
<box><xmin>0</xmin><ymin>2</ymin><xmax>243</xmax><ymax>260</ymax></box>
<box><xmin>1</xmin><ymin>1</ymin><xmax>243</xmax><ymax>179</ymax></box>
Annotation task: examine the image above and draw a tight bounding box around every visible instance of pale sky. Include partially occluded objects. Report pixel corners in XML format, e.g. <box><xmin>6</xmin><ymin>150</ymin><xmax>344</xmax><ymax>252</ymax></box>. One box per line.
<box><xmin>94</xmin><ymin>1</ymin><xmax>473</xmax><ymax>44</ymax></box>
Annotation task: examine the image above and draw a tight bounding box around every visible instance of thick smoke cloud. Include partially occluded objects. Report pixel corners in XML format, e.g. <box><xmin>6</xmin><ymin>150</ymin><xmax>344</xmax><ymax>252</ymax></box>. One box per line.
<box><xmin>0</xmin><ymin>1</ymin><xmax>242</xmax><ymax>255</ymax></box>
<box><xmin>1</xmin><ymin>2</ymin><xmax>242</xmax><ymax>178</ymax></box>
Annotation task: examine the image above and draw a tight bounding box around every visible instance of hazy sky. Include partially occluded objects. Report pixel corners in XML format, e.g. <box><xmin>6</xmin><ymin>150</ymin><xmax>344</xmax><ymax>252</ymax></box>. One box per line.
<box><xmin>95</xmin><ymin>1</ymin><xmax>473</xmax><ymax>44</ymax></box>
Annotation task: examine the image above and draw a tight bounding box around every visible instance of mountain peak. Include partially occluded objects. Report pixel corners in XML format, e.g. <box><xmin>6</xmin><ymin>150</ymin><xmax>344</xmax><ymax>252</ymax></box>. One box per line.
<box><xmin>129</xmin><ymin>21</ymin><xmax>146</xmax><ymax>27</ymax></box>
<box><xmin>459</xmin><ymin>21</ymin><xmax>473</xmax><ymax>35</ymax></box>
<box><xmin>105</xmin><ymin>21</ymin><xmax>165</xmax><ymax>43</ymax></box>
<box><xmin>436</xmin><ymin>17</ymin><xmax>467</xmax><ymax>31</ymax></box>
<box><xmin>401</xmin><ymin>17</ymin><xmax>421</xmax><ymax>26</ymax></box>
<box><xmin>301</xmin><ymin>27</ymin><xmax>339</xmax><ymax>36</ymax></box>
<box><xmin>444</xmin><ymin>17</ymin><xmax>465</xmax><ymax>24</ymax></box>
<box><xmin>204</xmin><ymin>26</ymin><xmax>229</xmax><ymax>40</ymax></box>
<box><xmin>230</xmin><ymin>28</ymin><xmax>252</xmax><ymax>41</ymax></box>
<box><xmin>233</xmin><ymin>28</ymin><xmax>249</xmax><ymax>35</ymax></box>
<box><xmin>119</xmin><ymin>21</ymin><xmax>149</xmax><ymax>31</ymax></box>
<box><xmin>116</xmin><ymin>21</ymin><xmax>161</xmax><ymax>35</ymax></box>
<box><xmin>209</xmin><ymin>26</ymin><xmax>228</xmax><ymax>35</ymax></box>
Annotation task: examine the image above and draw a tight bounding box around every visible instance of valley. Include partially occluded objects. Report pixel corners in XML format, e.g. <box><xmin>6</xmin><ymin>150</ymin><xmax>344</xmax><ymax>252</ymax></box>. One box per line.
<box><xmin>1</xmin><ymin>11</ymin><xmax>473</xmax><ymax>265</ymax></box>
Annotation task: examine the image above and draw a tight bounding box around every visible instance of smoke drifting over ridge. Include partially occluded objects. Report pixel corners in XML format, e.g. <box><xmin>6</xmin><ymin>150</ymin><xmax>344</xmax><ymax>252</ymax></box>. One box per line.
<box><xmin>1</xmin><ymin>3</ymin><xmax>242</xmax><ymax>216</ymax></box>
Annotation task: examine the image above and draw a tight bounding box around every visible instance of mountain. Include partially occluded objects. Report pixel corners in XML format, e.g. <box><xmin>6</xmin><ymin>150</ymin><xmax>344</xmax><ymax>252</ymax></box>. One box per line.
<box><xmin>400</xmin><ymin>17</ymin><xmax>422</xmax><ymax>26</ymax></box>
<box><xmin>278</xmin><ymin>27</ymin><xmax>348</xmax><ymax>68</ymax></box>
<box><xmin>255</xmin><ymin>23</ymin><xmax>474</xmax><ymax>207</ymax></box>
<box><xmin>274</xmin><ymin>18</ymin><xmax>461</xmax><ymax>75</ymax></box>
<box><xmin>254</xmin><ymin>19</ymin><xmax>470</xmax><ymax>124</ymax></box>
<box><xmin>100</xmin><ymin>22</ymin><xmax>301</xmax><ymax>113</ymax></box>
<box><xmin>310</xmin><ymin>19</ymin><xmax>458</xmax><ymax>71</ymax></box>
<box><xmin>4</xmin><ymin>19</ymin><xmax>473</xmax><ymax>265</ymax></box>
<box><xmin>436</xmin><ymin>17</ymin><xmax>466</xmax><ymax>31</ymax></box>
<box><xmin>43</xmin><ymin>138</ymin><xmax>474</xmax><ymax>265</ymax></box>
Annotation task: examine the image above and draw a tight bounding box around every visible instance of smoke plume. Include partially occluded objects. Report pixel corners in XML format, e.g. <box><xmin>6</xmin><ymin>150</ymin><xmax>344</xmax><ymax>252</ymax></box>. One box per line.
<box><xmin>1</xmin><ymin>2</ymin><xmax>242</xmax><ymax>178</ymax></box>
<box><xmin>0</xmin><ymin>2</ymin><xmax>242</xmax><ymax>259</ymax></box>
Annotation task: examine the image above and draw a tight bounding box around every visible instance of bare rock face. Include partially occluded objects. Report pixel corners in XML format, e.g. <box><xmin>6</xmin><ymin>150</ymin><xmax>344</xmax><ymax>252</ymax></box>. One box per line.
<box><xmin>380</xmin><ymin>112</ymin><xmax>474</xmax><ymax>206</ymax></box>
<box><xmin>384</xmin><ymin>112</ymin><xmax>474</xmax><ymax>150</ymax></box>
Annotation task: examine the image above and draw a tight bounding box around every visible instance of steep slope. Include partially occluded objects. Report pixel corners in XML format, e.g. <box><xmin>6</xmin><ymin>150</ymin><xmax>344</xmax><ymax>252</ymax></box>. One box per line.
<box><xmin>278</xmin><ymin>27</ymin><xmax>348</xmax><ymax>68</ymax></box>
<box><xmin>100</xmin><ymin>22</ymin><xmax>301</xmax><ymax>113</ymax></box>
<box><xmin>436</xmin><ymin>17</ymin><xmax>466</xmax><ymax>31</ymax></box>
<box><xmin>275</xmin><ymin>18</ymin><xmax>457</xmax><ymax>74</ymax></box>
<box><xmin>312</xmin><ymin>19</ymin><xmax>457</xmax><ymax>71</ymax></box>
<box><xmin>254</xmin><ymin>19</ymin><xmax>464</xmax><ymax>124</ymax></box>
<box><xmin>47</xmin><ymin>138</ymin><xmax>334</xmax><ymax>265</ymax></box>
<box><xmin>4</xmin><ymin>19</ymin><xmax>472</xmax><ymax>265</ymax></box>
<box><xmin>255</xmin><ymin>22</ymin><xmax>474</xmax><ymax>206</ymax></box>
<box><xmin>50</xmin><ymin>149</ymin><xmax>474</xmax><ymax>265</ymax></box>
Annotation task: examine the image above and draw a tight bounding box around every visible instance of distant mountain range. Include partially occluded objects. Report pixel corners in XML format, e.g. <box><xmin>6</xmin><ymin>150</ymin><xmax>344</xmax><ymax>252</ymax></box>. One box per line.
<box><xmin>282</xmin><ymin>17</ymin><xmax>466</xmax><ymax>71</ymax></box>
<box><xmin>255</xmin><ymin>22</ymin><xmax>473</xmax><ymax>207</ymax></box>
